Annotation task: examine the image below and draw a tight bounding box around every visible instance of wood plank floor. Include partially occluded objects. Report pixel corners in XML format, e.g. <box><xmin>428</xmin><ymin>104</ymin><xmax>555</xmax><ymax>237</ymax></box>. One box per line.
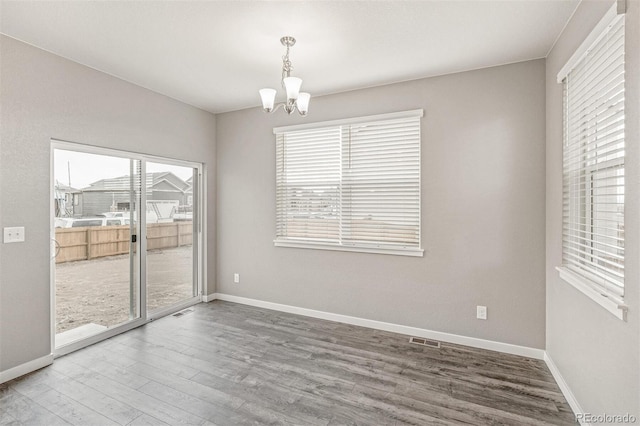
<box><xmin>1</xmin><ymin>301</ymin><xmax>576</xmax><ymax>425</ymax></box>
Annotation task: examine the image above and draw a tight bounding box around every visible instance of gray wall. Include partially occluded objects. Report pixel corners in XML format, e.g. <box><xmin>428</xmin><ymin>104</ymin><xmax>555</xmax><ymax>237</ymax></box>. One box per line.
<box><xmin>216</xmin><ymin>59</ymin><xmax>547</xmax><ymax>349</ymax></box>
<box><xmin>0</xmin><ymin>36</ymin><xmax>216</xmax><ymax>372</ymax></box>
<box><xmin>545</xmin><ymin>0</ymin><xmax>640</xmax><ymax>417</ymax></box>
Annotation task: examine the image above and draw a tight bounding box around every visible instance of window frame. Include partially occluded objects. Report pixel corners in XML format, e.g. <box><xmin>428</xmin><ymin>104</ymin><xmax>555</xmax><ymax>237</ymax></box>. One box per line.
<box><xmin>273</xmin><ymin>110</ymin><xmax>424</xmax><ymax>257</ymax></box>
<box><xmin>556</xmin><ymin>2</ymin><xmax>628</xmax><ymax>321</ymax></box>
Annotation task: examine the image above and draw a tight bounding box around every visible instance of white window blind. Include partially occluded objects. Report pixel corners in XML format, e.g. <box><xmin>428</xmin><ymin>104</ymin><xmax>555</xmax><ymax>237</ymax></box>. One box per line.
<box><xmin>275</xmin><ymin>111</ymin><xmax>422</xmax><ymax>256</ymax></box>
<box><xmin>275</xmin><ymin>127</ymin><xmax>342</xmax><ymax>243</ymax></box>
<box><xmin>561</xmin><ymin>13</ymin><xmax>625</xmax><ymax>304</ymax></box>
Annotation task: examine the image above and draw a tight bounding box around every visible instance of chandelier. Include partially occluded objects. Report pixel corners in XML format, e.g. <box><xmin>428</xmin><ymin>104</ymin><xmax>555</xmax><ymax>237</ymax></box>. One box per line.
<box><xmin>259</xmin><ymin>36</ymin><xmax>310</xmax><ymax>116</ymax></box>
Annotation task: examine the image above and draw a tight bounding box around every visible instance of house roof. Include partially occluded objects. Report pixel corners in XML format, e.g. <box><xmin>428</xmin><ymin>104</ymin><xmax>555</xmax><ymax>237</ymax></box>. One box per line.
<box><xmin>54</xmin><ymin>183</ymin><xmax>79</xmax><ymax>192</ymax></box>
<box><xmin>83</xmin><ymin>172</ymin><xmax>189</xmax><ymax>192</ymax></box>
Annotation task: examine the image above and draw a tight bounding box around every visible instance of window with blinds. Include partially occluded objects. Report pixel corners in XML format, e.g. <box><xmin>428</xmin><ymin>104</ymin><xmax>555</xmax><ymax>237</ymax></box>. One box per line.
<box><xmin>560</xmin><ymin>12</ymin><xmax>625</xmax><ymax>308</ymax></box>
<box><xmin>274</xmin><ymin>110</ymin><xmax>423</xmax><ymax>256</ymax></box>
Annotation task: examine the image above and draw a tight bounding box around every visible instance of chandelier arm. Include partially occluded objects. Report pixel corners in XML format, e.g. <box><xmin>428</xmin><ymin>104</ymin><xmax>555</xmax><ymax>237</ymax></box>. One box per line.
<box><xmin>264</xmin><ymin>103</ymin><xmax>286</xmax><ymax>114</ymax></box>
<box><xmin>265</xmin><ymin>102</ymin><xmax>300</xmax><ymax>115</ymax></box>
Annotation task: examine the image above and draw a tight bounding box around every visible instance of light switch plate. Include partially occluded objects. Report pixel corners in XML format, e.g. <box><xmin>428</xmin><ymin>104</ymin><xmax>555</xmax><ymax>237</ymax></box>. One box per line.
<box><xmin>3</xmin><ymin>227</ymin><xmax>25</xmax><ymax>243</ymax></box>
<box><xmin>476</xmin><ymin>305</ymin><xmax>487</xmax><ymax>320</ymax></box>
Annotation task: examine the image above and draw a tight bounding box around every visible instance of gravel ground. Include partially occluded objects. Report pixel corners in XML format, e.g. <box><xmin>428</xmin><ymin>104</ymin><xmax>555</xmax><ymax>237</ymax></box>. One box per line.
<box><xmin>55</xmin><ymin>246</ymin><xmax>194</xmax><ymax>334</ymax></box>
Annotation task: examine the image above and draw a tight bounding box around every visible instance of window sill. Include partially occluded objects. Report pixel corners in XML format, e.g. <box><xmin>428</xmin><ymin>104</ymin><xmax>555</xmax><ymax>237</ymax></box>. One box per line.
<box><xmin>274</xmin><ymin>240</ymin><xmax>424</xmax><ymax>257</ymax></box>
<box><xmin>556</xmin><ymin>266</ymin><xmax>628</xmax><ymax>321</ymax></box>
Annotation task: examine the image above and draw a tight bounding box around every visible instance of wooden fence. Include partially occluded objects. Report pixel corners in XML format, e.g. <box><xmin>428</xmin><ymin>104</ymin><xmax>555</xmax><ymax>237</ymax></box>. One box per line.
<box><xmin>55</xmin><ymin>222</ymin><xmax>193</xmax><ymax>264</ymax></box>
<box><xmin>284</xmin><ymin>218</ymin><xmax>417</xmax><ymax>243</ymax></box>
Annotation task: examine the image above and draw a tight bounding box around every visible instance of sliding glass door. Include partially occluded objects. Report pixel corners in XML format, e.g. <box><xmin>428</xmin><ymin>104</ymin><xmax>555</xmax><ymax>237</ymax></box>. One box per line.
<box><xmin>52</xmin><ymin>142</ymin><xmax>202</xmax><ymax>353</ymax></box>
<box><xmin>145</xmin><ymin>161</ymin><xmax>200</xmax><ymax>316</ymax></box>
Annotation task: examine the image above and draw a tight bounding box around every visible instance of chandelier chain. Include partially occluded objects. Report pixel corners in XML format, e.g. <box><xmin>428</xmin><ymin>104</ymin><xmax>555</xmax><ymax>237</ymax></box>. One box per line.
<box><xmin>281</xmin><ymin>44</ymin><xmax>293</xmax><ymax>87</ymax></box>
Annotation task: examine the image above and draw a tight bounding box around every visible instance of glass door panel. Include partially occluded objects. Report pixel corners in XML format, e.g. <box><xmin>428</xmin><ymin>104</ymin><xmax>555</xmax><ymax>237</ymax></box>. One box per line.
<box><xmin>145</xmin><ymin>161</ymin><xmax>197</xmax><ymax>313</ymax></box>
<box><xmin>53</xmin><ymin>149</ymin><xmax>140</xmax><ymax>347</ymax></box>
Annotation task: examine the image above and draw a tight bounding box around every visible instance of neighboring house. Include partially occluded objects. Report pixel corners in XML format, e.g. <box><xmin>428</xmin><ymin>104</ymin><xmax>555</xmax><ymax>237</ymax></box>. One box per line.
<box><xmin>72</xmin><ymin>172</ymin><xmax>190</xmax><ymax>217</ymax></box>
<box><xmin>184</xmin><ymin>176</ymin><xmax>193</xmax><ymax>207</ymax></box>
<box><xmin>53</xmin><ymin>182</ymin><xmax>79</xmax><ymax>217</ymax></box>
<box><xmin>146</xmin><ymin>171</ymin><xmax>191</xmax><ymax>205</ymax></box>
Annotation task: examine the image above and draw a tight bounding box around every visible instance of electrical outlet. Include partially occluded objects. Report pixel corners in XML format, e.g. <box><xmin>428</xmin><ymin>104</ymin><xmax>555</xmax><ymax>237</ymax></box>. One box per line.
<box><xmin>234</xmin><ymin>273</ymin><xmax>240</xmax><ymax>283</ymax></box>
<box><xmin>3</xmin><ymin>227</ymin><xmax>25</xmax><ymax>243</ymax></box>
<box><xmin>477</xmin><ymin>305</ymin><xmax>487</xmax><ymax>320</ymax></box>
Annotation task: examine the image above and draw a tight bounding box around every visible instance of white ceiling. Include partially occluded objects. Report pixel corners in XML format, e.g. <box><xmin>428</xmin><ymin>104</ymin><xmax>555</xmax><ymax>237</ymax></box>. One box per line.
<box><xmin>0</xmin><ymin>1</ymin><xmax>579</xmax><ymax>114</ymax></box>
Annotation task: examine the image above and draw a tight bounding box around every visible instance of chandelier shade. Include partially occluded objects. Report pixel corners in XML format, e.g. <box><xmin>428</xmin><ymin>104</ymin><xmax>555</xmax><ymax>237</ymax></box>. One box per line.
<box><xmin>259</xmin><ymin>88</ymin><xmax>277</xmax><ymax>112</ymax></box>
<box><xmin>296</xmin><ymin>92</ymin><xmax>310</xmax><ymax>115</ymax></box>
<box><xmin>283</xmin><ymin>77</ymin><xmax>302</xmax><ymax>101</ymax></box>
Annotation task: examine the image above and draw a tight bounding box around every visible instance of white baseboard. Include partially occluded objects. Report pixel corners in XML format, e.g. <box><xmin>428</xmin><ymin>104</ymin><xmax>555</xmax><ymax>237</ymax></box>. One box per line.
<box><xmin>210</xmin><ymin>293</ymin><xmax>545</xmax><ymax>360</ymax></box>
<box><xmin>0</xmin><ymin>353</ymin><xmax>54</xmax><ymax>384</ymax></box>
<box><xmin>201</xmin><ymin>293</ymin><xmax>216</xmax><ymax>303</ymax></box>
<box><xmin>544</xmin><ymin>352</ymin><xmax>584</xmax><ymax>425</ymax></box>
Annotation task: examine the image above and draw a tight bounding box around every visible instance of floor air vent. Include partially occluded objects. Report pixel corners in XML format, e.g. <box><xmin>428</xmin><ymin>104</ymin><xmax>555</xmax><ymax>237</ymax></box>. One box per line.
<box><xmin>409</xmin><ymin>336</ymin><xmax>441</xmax><ymax>348</ymax></box>
<box><xmin>173</xmin><ymin>308</ymin><xmax>195</xmax><ymax>317</ymax></box>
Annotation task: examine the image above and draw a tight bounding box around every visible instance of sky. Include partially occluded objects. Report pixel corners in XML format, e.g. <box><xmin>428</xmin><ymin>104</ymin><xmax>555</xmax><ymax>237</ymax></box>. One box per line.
<box><xmin>54</xmin><ymin>149</ymin><xmax>193</xmax><ymax>189</ymax></box>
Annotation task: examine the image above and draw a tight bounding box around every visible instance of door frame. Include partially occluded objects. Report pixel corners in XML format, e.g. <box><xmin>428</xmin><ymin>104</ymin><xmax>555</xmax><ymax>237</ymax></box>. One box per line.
<box><xmin>50</xmin><ymin>139</ymin><xmax>206</xmax><ymax>357</ymax></box>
